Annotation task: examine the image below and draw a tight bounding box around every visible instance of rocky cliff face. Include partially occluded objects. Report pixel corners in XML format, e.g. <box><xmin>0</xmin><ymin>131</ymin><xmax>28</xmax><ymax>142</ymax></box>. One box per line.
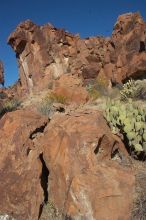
<box><xmin>109</xmin><ymin>12</ymin><xmax>146</xmax><ymax>83</ymax></box>
<box><xmin>8</xmin><ymin>20</ymin><xmax>108</xmax><ymax>95</ymax></box>
<box><xmin>8</xmin><ymin>12</ymin><xmax>146</xmax><ymax>96</ymax></box>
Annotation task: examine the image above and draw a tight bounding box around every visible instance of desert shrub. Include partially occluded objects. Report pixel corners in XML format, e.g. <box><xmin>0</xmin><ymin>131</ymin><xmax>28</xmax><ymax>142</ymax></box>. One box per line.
<box><xmin>120</xmin><ymin>79</ymin><xmax>146</xmax><ymax>101</ymax></box>
<box><xmin>108</xmin><ymin>86</ymin><xmax>121</xmax><ymax>99</ymax></box>
<box><xmin>38</xmin><ymin>92</ymin><xmax>67</xmax><ymax>116</ymax></box>
<box><xmin>120</xmin><ymin>79</ymin><xmax>138</xmax><ymax>101</ymax></box>
<box><xmin>135</xmin><ymin>79</ymin><xmax>146</xmax><ymax>100</ymax></box>
<box><xmin>38</xmin><ymin>99</ymin><xmax>53</xmax><ymax>116</ymax></box>
<box><xmin>132</xmin><ymin>191</ymin><xmax>146</xmax><ymax>220</ymax></box>
<box><xmin>48</xmin><ymin>81</ymin><xmax>53</xmax><ymax>90</ymax></box>
<box><xmin>3</xmin><ymin>99</ymin><xmax>21</xmax><ymax>112</ymax></box>
<box><xmin>40</xmin><ymin>200</ymin><xmax>63</xmax><ymax>220</ymax></box>
<box><xmin>48</xmin><ymin>93</ymin><xmax>67</xmax><ymax>104</ymax></box>
<box><xmin>0</xmin><ymin>99</ymin><xmax>21</xmax><ymax>116</ymax></box>
<box><xmin>105</xmin><ymin>99</ymin><xmax>146</xmax><ymax>156</ymax></box>
<box><xmin>86</xmin><ymin>84</ymin><xmax>101</xmax><ymax>100</ymax></box>
<box><xmin>44</xmin><ymin>201</ymin><xmax>60</xmax><ymax>218</ymax></box>
<box><xmin>86</xmin><ymin>73</ymin><xmax>111</xmax><ymax>100</ymax></box>
<box><xmin>0</xmin><ymin>92</ymin><xmax>7</xmax><ymax>99</ymax></box>
<box><xmin>95</xmin><ymin>73</ymin><xmax>109</xmax><ymax>96</ymax></box>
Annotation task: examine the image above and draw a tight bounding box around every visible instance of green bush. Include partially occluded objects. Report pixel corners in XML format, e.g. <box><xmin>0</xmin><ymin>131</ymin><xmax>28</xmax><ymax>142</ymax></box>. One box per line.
<box><xmin>105</xmin><ymin>99</ymin><xmax>146</xmax><ymax>155</ymax></box>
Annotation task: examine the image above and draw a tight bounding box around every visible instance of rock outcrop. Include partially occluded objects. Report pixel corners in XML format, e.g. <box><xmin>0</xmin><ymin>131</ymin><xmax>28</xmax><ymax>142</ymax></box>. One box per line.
<box><xmin>106</xmin><ymin>12</ymin><xmax>146</xmax><ymax>83</ymax></box>
<box><xmin>2</xmin><ymin>11</ymin><xmax>146</xmax><ymax>220</ymax></box>
<box><xmin>8</xmin><ymin>20</ymin><xmax>107</xmax><ymax>96</ymax></box>
<box><xmin>0</xmin><ymin>60</ymin><xmax>4</xmax><ymax>86</ymax></box>
<box><xmin>8</xmin><ymin>12</ymin><xmax>146</xmax><ymax>96</ymax></box>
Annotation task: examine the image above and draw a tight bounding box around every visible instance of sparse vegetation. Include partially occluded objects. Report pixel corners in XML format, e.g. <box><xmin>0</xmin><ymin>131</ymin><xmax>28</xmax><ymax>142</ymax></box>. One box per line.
<box><xmin>48</xmin><ymin>93</ymin><xmax>67</xmax><ymax>104</ymax></box>
<box><xmin>0</xmin><ymin>99</ymin><xmax>21</xmax><ymax>117</ymax></box>
<box><xmin>38</xmin><ymin>92</ymin><xmax>67</xmax><ymax>116</ymax></box>
<box><xmin>40</xmin><ymin>200</ymin><xmax>65</xmax><ymax>220</ymax></box>
<box><xmin>95</xmin><ymin>72</ymin><xmax>109</xmax><ymax>94</ymax></box>
<box><xmin>132</xmin><ymin>191</ymin><xmax>146</xmax><ymax>220</ymax></box>
<box><xmin>120</xmin><ymin>79</ymin><xmax>146</xmax><ymax>101</ymax></box>
<box><xmin>86</xmin><ymin>84</ymin><xmax>101</xmax><ymax>100</ymax></box>
<box><xmin>38</xmin><ymin>99</ymin><xmax>53</xmax><ymax>116</ymax></box>
<box><xmin>132</xmin><ymin>169</ymin><xmax>146</xmax><ymax>220</ymax></box>
<box><xmin>86</xmin><ymin>72</ymin><xmax>120</xmax><ymax>100</ymax></box>
<box><xmin>48</xmin><ymin>81</ymin><xmax>53</xmax><ymax>90</ymax></box>
<box><xmin>105</xmin><ymin>99</ymin><xmax>146</xmax><ymax>157</ymax></box>
<box><xmin>86</xmin><ymin>75</ymin><xmax>109</xmax><ymax>100</ymax></box>
<box><xmin>0</xmin><ymin>92</ymin><xmax>7</xmax><ymax>99</ymax></box>
<box><xmin>120</xmin><ymin>79</ymin><xmax>138</xmax><ymax>101</ymax></box>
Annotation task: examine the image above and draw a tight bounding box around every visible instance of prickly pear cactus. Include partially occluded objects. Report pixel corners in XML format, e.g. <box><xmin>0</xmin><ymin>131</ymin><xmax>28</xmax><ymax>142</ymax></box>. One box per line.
<box><xmin>105</xmin><ymin>98</ymin><xmax>146</xmax><ymax>155</ymax></box>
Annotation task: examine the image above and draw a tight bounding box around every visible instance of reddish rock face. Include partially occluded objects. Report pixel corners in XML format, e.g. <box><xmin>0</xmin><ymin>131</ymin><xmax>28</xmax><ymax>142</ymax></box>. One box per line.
<box><xmin>0</xmin><ymin>110</ymin><xmax>48</xmax><ymax>220</ymax></box>
<box><xmin>53</xmin><ymin>74</ymin><xmax>89</xmax><ymax>103</ymax></box>
<box><xmin>38</xmin><ymin>109</ymin><xmax>134</xmax><ymax>219</ymax></box>
<box><xmin>108</xmin><ymin>12</ymin><xmax>146</xmax><ymax>83</ymax></box>
<box><xmin>7</xmin><ymin>20</ymin><xmax>108</xmax><ymax>95</ymax></box>
<box><xmin>8</xmin><ymin>12</ymin><xmax>146</xmax><ymax>95</ymax></box>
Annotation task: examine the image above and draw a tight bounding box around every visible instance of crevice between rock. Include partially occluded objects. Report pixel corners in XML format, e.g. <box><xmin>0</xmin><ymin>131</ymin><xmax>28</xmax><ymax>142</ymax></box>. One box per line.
<box><xmin>38</xmin><ymin>153</ymin><xmax>49</xmax><ymax>219</ymax></box>
<box><xmin>29</xmin><ymin>122</ymin><xmax>48</xmax><ymax>140</ymax></box>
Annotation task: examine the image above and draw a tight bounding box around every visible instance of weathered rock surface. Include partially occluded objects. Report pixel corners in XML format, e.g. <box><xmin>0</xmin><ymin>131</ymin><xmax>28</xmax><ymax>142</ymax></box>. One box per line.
<box><xmin>0</xmin><ymin>108</ymin><xmax>135</xmax><ymax>220</ymax></box>
<box><xmin>0</xmin><ymin>110</ymin><xmax>48</xmax><ymax>220</ymax></box>
<box><xmin>1</xmin><ymin>11</ymin><xmax>145</xmax><ymax>220</ymax></box>
<box><xmin>53</xmin><ymin>74</ymin><xmax>89</xmax><ymax>103</ymax></box>
<box><xmin>8</xmin><ymin>12</ymin><xmax>146</xmax><ymax>97</ymax></box>
<box><xmin>0</xmin><ymin>61</ymin><xmax>4</xmax><ymax>86</ymax></box>
<box><xmin>8</xmin><ymin>20</ymin><xmax>107</xmax><ymax>96</ymax></box>
<box><xmin>107</xmin><ymin>12</ymin><xmax>146</xmax><ymax>83</ymax></box>
<box><xmin>38</xmin><ymin>109</ymin><xmax>134</xmax><ymax>220</ymax></box>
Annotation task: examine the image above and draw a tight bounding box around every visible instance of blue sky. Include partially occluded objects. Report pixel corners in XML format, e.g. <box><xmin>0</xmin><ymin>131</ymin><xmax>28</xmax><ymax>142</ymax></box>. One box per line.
<box><xmin>0</xmin><ymin>0</ymin><xmax>146</xmax><ymax>87</ymax></box>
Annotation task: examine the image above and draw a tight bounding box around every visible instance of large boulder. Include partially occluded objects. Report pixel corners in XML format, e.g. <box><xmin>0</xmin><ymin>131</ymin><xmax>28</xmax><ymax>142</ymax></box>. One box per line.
<box><xmin>38</xmin><ymin>109</ymin><xmax>134</xmax><ymax>219</ymax></box>
<box><xmin>0</xmin><ymin>110</ymin><xmax>48</xmax><ymax>220</ymax></box>
<box><xmin>0</xmin><ymin>108</ymin><xmax>135</xmax><ymax>220</ymax></box>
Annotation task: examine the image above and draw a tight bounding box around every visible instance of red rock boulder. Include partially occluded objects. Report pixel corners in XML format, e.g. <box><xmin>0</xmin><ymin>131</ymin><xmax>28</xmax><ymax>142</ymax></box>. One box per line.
<box><xmin>38</xmin><ymin>109</ymin><xmax>135</xmax><ymax>219</ymax></box>
<box><xmin>0</xmin><ymin>110</ymin><xmax>48</xmax><ymax>220</ymax></box>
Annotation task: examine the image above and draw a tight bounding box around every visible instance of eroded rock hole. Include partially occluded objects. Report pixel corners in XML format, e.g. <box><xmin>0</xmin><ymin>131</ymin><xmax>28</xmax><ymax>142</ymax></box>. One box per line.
<box><xmin>139</xmin><ymin>41</ymin><xmax>145</xmax><ymax>52</ymax></box>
